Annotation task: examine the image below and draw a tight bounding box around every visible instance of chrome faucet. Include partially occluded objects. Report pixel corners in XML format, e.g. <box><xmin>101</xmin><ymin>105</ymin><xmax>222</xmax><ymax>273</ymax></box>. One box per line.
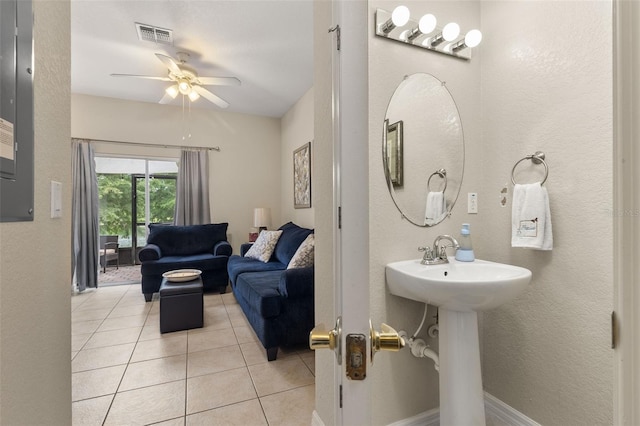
<box><xmin>418</xmin><ymin>235</ymin><xmax>460</xmax><ymax>265</ymax></box>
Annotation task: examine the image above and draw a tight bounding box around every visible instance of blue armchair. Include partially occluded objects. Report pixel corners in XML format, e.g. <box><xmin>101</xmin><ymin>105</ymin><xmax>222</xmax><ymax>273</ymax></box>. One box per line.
<box><xmin>138</xmin><ymin>223</ymin><xmax>232</xmax><ymax>301</ymax></box>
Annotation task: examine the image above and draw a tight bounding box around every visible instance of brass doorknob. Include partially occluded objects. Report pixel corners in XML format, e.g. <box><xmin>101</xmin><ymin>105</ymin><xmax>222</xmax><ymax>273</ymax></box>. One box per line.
<box><xmin>370</xmin><ymin>322</ymin><xmax>405</xmax><ymax>361</ymax></box>
<box><xmin>309</xmin><ymin>317</ymin><xmax>342</xmax><ymax>365</ymax></box>
<box><xmin>309</xmin><ymin>323</ymin><xmax>339</xmax><ymax>350</ymax></box>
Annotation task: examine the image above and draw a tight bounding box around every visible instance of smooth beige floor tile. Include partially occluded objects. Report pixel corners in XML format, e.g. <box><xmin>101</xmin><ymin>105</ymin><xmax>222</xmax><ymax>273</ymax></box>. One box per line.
<box><xmin>239</xmin><ymin>341</ymin><xmax>294</xmax><ymax>366</ymax></box>
<box><xmin>108</xmin><ymin>303</ymin><xmax>151</xmax><ymax>318</ymax></box>
<box><xmin>72</xmin><ymin>343</ymin><xmax>135</xmax><ymax>373</ymax></box>
<box><xmin>239</xmin><ymin>341</ymin><xmax>270</xmax><ymax>365</ymax></box>
<box><xmin>186</xmin><ymin>368</ymin><xmax>256</xmax><ymax>414</ymax></box>
<box><xmin>145</xmin><ymin>312</ymin><xmax>160</xmax><ymax>326</ymax></box>
<box><xmin>232</xmin><ymin>325</ymin><xmax>260</xmax><ymax>344</ymax></box>
<box><xmin>72</xmin><ymin>394</ymin><xmax>113</xmax><ymax>426</ymax></box>
<box><xmin>187</xmin><ymin>328</ymin><xmax>238</xmax><ymax>353</ymax></box>
<box><xmin>203</xmin><ymin>294</ymin><xmax>224</xmax><ymax>307</ymax></box>
<box><xmin>300</xmin><ymin>351</ymin><xmax>315</xmax><ymax>375</ymax></box>
<box><xmin>221</xmin><ymin>291</ymin><xmax>236</xmax><ymax>305</ymax></box>
<box><xmin>77</xmin><ymin>300</ymin><xmax>120</xmax><ymax>311</ymax></box>
<box><xmin>97</xmin><ymin>314</ymin><xmax>147</xmax><ymax>332</ymax></box>
<box><xmin>227</xmin><ymin>311</ymin><xmax>251</xmax><ymax>328</ymax></box>
<box><xmin>72</xmin><ymin>364</ymin><xmax>126</xmax><ymax>402</ymax></box>
<box><xmin>119</xmin><ymin>354</ymin><xmax>187</xmax><ymax>391</ymax></box>
<box><xmin>104</xmin><ymin>380</ymin><xmax>185</xmax><ymax>426</ymax></box>
<box><xmin>153</xmin><ymin>417</ymin><xmax>186</xmax><ymax>426</ymax></box>
<box><xmin>224</xmin><ymin>303</ymin><xmax>244</xmax><ymax>316</ymax></box>
<box><xmin>72</xmin><ymin>307</ymin><xmax>112</xmax><ymax>322</ymax></box>
<box><xmin>186</xmin><ymin>399</ymin><xmax>267</xmax><ymax>426</ymax></box>
<box><xmin>248</xmin><ymin>357</ymin><xmax>315</xmax><ymax>397</ymax></box>
<box><xmin>72</xmin><ymin>319</ymin><xmax>104</xmax><ymax>336</ymax></box>
<box><xmin>130</xmin><ymin>334</ymin><xmax>188</xmax><ymax>363</ymax></box>
<box><xmin>72</xmin><ymin>332</ymin><xmax>93</xmax><ymax>352</ymax></box>
<box><xmin>187</xmin><ymin>345</ymin><xmax>246</xmax><ymax>378</ymax></box>
<box><xmin>83</xmin><ymin>327</ymin><xmax>142</xmax><ymax>349</ymax></box>
<box><xmin>260</xmin><ymin>384</ymin><xmax>315</xmax><ymax>426</ymax></box>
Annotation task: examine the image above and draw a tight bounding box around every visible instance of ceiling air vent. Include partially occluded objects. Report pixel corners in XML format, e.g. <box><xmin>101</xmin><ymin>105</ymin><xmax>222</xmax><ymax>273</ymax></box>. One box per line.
<box><xmin>135</xmin><ymin>23</ymin><xmax>173</xmax><ymax>45</ymax></box>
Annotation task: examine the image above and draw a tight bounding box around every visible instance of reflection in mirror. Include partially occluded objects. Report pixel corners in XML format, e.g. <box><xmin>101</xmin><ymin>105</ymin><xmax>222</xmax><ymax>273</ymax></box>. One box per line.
<box><xmin>383</xmin><ymin>73</ymin><xmax>464</xmax><ymax>227</ymax></box>
<box><xmin>385</xmin><ymin>120</ymin><xmax>403</xmax><ymax>187</ymax></box>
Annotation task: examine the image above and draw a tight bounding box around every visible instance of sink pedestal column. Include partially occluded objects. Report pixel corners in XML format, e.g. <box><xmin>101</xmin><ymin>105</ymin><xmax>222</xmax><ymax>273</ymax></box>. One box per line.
<box><xmin>438</xmin><ymin>308</ymin><xmax>486</xmax><ymax>426</ymax></box>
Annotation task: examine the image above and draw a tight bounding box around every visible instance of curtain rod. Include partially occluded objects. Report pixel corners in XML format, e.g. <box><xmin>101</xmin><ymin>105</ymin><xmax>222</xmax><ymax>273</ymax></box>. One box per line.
<box><xmin>73</xmin><ymin>137</ymin><xmax>221</xmax><ymax>152</ymax></box>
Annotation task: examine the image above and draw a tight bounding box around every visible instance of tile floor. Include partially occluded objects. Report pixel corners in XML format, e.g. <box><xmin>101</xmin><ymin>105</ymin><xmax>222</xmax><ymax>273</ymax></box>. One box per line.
<box><xmin>72</xmin><ymin>284</ymin><xmax>315</xmax><ymax>425</ymax></box>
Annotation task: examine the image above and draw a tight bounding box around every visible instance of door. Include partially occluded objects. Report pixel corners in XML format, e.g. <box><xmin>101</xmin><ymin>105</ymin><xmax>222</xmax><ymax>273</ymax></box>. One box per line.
<box><xmin>311</xmin><ymin>2</ymin><xmax>403</xmax><ymax>424</ymax></box>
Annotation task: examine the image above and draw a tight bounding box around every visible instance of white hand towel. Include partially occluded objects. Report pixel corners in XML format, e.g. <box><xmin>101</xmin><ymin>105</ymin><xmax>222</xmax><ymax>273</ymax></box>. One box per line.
<box><xmin>425</xmin><ymin>191</ymin><xmax>446</xmax><ymax>226</ymax></box>
<box><xmin>511</xmin><ymin>182</ymin><xmax>553</xmax><ymax>250</ymax></box>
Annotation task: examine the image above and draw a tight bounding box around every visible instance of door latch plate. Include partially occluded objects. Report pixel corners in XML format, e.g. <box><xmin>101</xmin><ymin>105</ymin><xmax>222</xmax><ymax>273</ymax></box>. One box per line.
<box><xmin>346</xmin><ymin>333</ymin><xmax>367</xmax><ymax>380</ymax></box>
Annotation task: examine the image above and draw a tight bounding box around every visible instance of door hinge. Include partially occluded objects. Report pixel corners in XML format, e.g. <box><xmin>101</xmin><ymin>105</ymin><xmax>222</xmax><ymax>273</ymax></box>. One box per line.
<box><xmin>338</xmin><ymin>206</ymin><xmax>342</xmax><ymax>229</ymax></box>
<box><xmin>328</xmin><ymin>25</ymin><xmax>341</xmax><ymax>51</ymax></box>
<box><xmin>339</xmin><ymin>384</ymin><xmax>343</xmax><ymax>408</ymax></box>
<box><xmin>612</xmin><ymin>311</ymin><xmax>618</xmax><ymax>349</ymax></box>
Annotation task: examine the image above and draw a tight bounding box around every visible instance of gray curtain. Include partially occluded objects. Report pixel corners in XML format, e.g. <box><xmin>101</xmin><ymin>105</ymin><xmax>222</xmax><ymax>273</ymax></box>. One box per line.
<box><xmin>174</xmin><ymin>149</ymin><xmax>211</xmax><ymax>225</ymax></box>
<box><xmin>71</xmin><ymin>139</ymin><xmax>100</xmax><ymax>291</ymax></box>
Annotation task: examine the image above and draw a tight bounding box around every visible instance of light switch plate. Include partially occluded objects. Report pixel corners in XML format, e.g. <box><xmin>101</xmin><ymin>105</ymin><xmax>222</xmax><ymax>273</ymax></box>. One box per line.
<box><xmin>51</xmin><ymin>181</ymin><xmax>62</xmax><ymax>218</ymax></box>
<box><xmin>468</xmin><ymin>192</ymin><xmax>478</xmax><ymax>214</ymax></box>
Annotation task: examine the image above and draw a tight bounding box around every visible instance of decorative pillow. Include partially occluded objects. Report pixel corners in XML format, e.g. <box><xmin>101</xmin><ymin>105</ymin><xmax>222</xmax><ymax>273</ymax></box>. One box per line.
<box><xmin>287</xmin><ymin>234</ymin><xmax>315</xmax><ymax>269</ymax></box>
<box><xmin>244</xmin><ymin>230</ymin><xmax>283</xmax><ymax>263</ymax></box>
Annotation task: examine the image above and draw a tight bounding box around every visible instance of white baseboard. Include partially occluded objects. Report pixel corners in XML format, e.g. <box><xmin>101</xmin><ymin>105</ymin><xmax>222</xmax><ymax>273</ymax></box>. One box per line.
<box><xmin>311</xmin><ymin>410</ymin><xmax>325</xmax><ymax>426</ymax></box>
<box><xmin>383</xmin><ymin>393</ymin><xmax>539</xmax><ymax>426</ymax></box>
<box><xmin>483</xmin><ymin>392</ymin><xmax>541</xmax><ymax>426</ymax></box>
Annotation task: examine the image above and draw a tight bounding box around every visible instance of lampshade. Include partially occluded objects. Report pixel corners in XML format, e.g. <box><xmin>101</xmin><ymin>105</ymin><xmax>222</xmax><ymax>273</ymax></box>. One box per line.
<box><xmin>165</xmin><ymin>85</ymin><xmax>179</xmax><ymax>99</ymax></box>
<box><xmin>253</xmin><ymin>207</ymin><xmax>271</xmax><ymax>229</ymax></box>
<box><xmin>188</xmin><ymin>90</ymin><xmax>200</xmax><ymax>102</ymax></box>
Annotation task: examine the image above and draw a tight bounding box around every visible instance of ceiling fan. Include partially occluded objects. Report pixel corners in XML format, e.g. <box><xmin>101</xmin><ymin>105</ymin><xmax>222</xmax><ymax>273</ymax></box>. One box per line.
<box><xmin>110</xmin><ymin>52</ymin><xmax>241</xmax><ymax>109</ymax></box>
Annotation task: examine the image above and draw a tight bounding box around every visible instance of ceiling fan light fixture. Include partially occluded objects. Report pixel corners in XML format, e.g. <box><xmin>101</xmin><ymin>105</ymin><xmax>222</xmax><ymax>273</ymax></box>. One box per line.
<box><xmin>178</xmin><ymin>79</ymin><xmax>191</xmax><ymax>95</ymax></box>
<box><xmin>165</xmin><ymin>85</ymin><xmax>179</xmax><ymax>99</ymax></box>
<box><xmin>188</xmin><ymin>90</ymin><xmax>200</xmax><ymax>102</ymax></box>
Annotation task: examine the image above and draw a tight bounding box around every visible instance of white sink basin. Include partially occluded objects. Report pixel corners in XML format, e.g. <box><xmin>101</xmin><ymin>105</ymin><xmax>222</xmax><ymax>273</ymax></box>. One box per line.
<box><xmin>385</xmin><ymin>258</ymin><xmax>532</xmax><ymax>312</ymax></box>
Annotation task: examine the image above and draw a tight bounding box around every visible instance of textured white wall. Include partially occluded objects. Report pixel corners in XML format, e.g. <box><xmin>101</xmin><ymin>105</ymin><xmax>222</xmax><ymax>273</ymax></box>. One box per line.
<box><xmin>71</xmin><ymin>94</ymin><xmax>282</xmax><ymax>254</ymax></box>
<box><xmin>479</xmin><ymin>2</ymin><xmax>613</xmax><ymax>424</ymax></box>
<box><xmin>280</xmin><ymin>88</ymin><xmax>315</xmax><ymax>229</ymax></box>
<box><xmin>0</xmin><ymin>0</ymin><xmax>72</xmax><ymax>423</ymax></box>
<box><xmin>368</xmin><ymin>1</ymin><xmax>482</xmax><ymax>423</ymax></box>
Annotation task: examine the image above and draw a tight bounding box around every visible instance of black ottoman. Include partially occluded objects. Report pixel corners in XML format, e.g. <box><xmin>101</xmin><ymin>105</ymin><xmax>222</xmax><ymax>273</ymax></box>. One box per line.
<box><xmin>159</xmin><ymin>277</ymin><xmax>203</xmax><ymax>333</ymax></box>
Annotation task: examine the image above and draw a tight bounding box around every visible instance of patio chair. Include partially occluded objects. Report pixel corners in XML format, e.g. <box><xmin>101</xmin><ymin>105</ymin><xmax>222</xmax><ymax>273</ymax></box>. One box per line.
<box><xmin>99</xmin><ymin>235</ymin><xmax>119</xmax><ymax>273</ymax></box>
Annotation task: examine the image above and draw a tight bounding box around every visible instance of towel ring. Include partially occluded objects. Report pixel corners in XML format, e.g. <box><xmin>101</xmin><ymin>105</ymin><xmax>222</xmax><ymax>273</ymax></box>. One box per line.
<box><xmin>427</xmin><ymin>168</ymin><xmax>447</xmax><ymax>192</ymax></box>
<box><xmin>511</xmin><ymin>151</ymin><xmax>548</xmax><ymax>185</ymax></box>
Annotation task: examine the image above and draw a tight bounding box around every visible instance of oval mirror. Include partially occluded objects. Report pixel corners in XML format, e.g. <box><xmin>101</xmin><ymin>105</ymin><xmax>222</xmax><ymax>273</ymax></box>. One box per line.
<box><xmin>383</xmin><ymin>73</ymin><xmax>465</xmax><ymax>227</ymax></box>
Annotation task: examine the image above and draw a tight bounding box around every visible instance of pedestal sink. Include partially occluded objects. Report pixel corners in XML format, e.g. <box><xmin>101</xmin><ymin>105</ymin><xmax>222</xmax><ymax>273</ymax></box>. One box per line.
<box><xmin>385</xmin><ymin>258</ymin><xmax>532</xmax><ymax>426</ymax></box>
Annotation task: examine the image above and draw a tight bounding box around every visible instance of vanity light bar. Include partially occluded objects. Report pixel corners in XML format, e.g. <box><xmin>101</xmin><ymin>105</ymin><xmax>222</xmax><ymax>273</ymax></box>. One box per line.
<box><xmin>375</xmin><ymin>8</ymin><xmax>482</xmax><ymax>61</ymax></box>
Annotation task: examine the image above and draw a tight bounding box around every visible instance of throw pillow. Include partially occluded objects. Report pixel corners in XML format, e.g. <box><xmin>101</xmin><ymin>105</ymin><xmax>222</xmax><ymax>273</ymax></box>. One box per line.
<box><xmin>287</xmin><ymin>234</ymin><xmax>315</xmax><ymax>269</ymax></box>
<box><xmin>244</xmin><ymin>230</ymin><xmax>283</xmax><ymax>263</ymax></box>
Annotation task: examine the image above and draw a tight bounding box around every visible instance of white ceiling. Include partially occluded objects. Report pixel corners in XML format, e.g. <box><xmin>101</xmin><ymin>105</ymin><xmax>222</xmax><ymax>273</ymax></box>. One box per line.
<box><xmin>71</xmin><ymin>0</ymin><xmax>313</xmax><ymax>118</ymax></box>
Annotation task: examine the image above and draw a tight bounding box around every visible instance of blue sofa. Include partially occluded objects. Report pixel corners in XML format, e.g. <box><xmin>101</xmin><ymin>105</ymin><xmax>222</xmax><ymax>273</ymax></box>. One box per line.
<box><xmin>138</xmin><ymin>223</ymin><xmax>232</xmax><ymax>301</ymax></box>
<box><xmin>227</xmin><ymin>222</ymin><xmax>314</xmax><ymax>361</ymax></box>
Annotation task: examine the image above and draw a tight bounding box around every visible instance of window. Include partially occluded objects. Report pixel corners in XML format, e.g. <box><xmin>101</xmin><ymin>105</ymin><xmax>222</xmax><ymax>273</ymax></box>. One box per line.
<box><xmin>96</xmin><ymin>157</ymin><xmax>178</xmax><ymax>262</ymax></box>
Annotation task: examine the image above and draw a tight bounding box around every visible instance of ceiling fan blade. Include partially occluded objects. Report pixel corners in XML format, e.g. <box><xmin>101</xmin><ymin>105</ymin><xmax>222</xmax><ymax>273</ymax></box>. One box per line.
<box><xmin>111</xmin><ymin>74</ymin><xmax>171</xmax><ymax>81</ymax></box>
<box><xmin>197</xmin><ymin>77</ymin><xmax>241</xmax><ymax>87</ymax></box>
<box><xmin>155</xmin><ymin>53</ymin><xmax>182</xmax><ymax>76</ymax></box>
<box><xmin>193</xmin><ymin>85</ymin><xmax>229</xmax><ymax>109</ymax></box>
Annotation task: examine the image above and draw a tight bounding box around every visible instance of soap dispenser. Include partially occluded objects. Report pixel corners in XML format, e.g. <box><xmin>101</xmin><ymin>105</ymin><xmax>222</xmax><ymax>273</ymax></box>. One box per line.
<box><xmin>455</xmin><ymin>223</ymin><xmax>475</xmax><ymax>262</ymax></box>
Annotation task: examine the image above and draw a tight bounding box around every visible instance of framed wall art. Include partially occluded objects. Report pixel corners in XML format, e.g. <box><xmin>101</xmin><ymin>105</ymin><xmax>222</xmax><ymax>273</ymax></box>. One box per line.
<box><xmin>293</xmin><ymin>142</ymin><xmax>311</xmax><ymax>209</ymax></box>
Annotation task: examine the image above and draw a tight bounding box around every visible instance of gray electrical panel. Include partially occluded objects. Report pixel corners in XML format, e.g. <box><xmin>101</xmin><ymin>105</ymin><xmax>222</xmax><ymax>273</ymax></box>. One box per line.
<box><xmin>0</xmin><ymin>0</ymin><xmax>34</xmax><ymax>222</ymax></box>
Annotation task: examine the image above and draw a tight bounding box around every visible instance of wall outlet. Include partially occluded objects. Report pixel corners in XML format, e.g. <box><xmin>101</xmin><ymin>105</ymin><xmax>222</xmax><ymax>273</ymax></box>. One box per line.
<box><xmin>468</xmin><ymin>192</ymin><xmax>478</xmax><ymax>214</ymax></box>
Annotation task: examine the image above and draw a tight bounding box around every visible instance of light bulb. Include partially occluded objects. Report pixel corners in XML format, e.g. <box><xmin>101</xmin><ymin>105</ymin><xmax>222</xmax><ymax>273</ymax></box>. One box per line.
<box><xmin>165</xmin><ymin>85</ymin><xmax>179</xmax><ymax>99</ymax></box>
<box><xmin>442</xmin><ymin>22</ymin><xmax>460</xmax><ymax>41</ymax></box>
<box><xmin>188</xmin><ymin>89</ymin><xmax>200</xmax><ymax>102</ymax></box>
<box><xmin>178</xmin><ymin>79</ymin><xmax>191</xmax><ymax>95</ymax></box>
<box><xmin>464</xmin><ymin>29</ymin><xmax>482</xmax><ymax>47</ymax></box>
<box><xmin>418</xmin><ymin>14</ymin><xmax>437</xmax><ymax>35</ymax></box>
<box><xmin>391</xmin><ymin>5</ymin><xmax>410</xmax><ymax>27</ymax></box>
